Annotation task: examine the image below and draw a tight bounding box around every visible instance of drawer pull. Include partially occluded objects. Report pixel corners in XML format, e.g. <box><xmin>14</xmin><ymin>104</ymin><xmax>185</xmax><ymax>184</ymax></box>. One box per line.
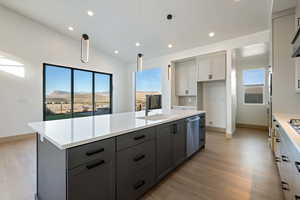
<box><xmin>133</xmin><ymin>180</ymin><xmax>146</xmax><ymax>190</ymax></box>
<box><xmin>133</xmin><ymin>154</ymin><xmax>146</xmax><ymax>162</ymax></box>
<box><xmin>282</xmin><ymin>155</ymin><xmax>289</xmax><ymax>162</ymax></box>
<box><xmin>86</xmin><ymin>148</ymin><xmax>104</xmax><ymax>156</ymax></box>
<box><xmin>295</xmin><ymin>195</ymin><xmax>300</xmax><ymax>200</ymax></box>
<box><xmin>173</xmin><ymin>124</ymin><xmax>178</xmax><ymax>134</ymax></box>
<box><xmin>281</xmin><ymin>181</ymin><xmax>290</xmax><ymax>191</ymax></box>
<box><xmin>134</xmin><ymin>135</ymin><xmax>146</xmax><ymax>140</ymax></box>
<box><xmin>276</xmin><ymin>125</ymin><xmax>279</xmax><ymax>128</ymax></box>
<box><xmin>295</xmin><ymin>161</ymin><xmax>300</xmax><ymax>173</ymax></box>
<box><xmin>275</xmin><ymin>157</ymin><xmax>281</xmax><ymax>163</ymax></box>
<box><xmin>86</xmin><ymin>160</ymin><xmax>105</xmax><ymax>170</ymax></box>
<box><xmin>276</xmin><ymin>138</ymin><xmax>280</xmax><ymax>143</ymax></box>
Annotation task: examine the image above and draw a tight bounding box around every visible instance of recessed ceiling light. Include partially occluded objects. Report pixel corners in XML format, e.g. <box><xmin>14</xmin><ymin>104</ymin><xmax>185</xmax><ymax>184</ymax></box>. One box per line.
<box><xmin>135</xmin><ymin>42</ymin><xmax>141</xmax><ymax>47</ymax></box>
<box><xmin>87</xmin><ymin>10</ymin><xmax>94</xmax><ymax>16</ymax></box>
<box><xmin>114</xmin><ymin>50</ymin><xmax>119</xmax><ymax>54</ymax></box>
<box><xmin>234</xmin><ymin>0</ymin><xmax>240</xmax><ymax>2</ymax></box>
<box><xmin>209</xmin><ymin>32</ymin><xmax>215</xmax><ymax>37</ymax></box>
<box><xmin>68</xmin><ymin>26</ymin><xmax>74</xmax><ymax>31</ymax></box>
<box><xmin>168</xmin><ymin>44</ymin><xmax>173</xmax><ymax>48</ymax></box>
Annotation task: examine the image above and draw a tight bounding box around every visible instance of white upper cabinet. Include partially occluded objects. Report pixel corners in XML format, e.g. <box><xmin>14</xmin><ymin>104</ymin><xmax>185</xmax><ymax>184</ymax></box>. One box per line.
<box><xmin>197</xmin><ymin>52</ymin><xmax>226</xmax><ymax>82</ymax></box>
<box><xmin>175</xmin><ymin>59</ymin><xmax>197</xmax><ymax>96</ymax></box>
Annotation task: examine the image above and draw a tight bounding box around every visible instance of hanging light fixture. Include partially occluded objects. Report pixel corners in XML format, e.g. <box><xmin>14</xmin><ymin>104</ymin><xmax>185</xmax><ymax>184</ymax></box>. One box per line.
<box><xmin>81</xmin><ymin>34</ymin><xmax>90</xmax><ymax>63</ymax></box>
<box><xmin>168</xmin><ymin>64</ymin><xmax>171</xmax><ymax>80</ymax></box>
<box><xmin>137</xmin><ymin>53</ymin><xmax>143</xmax><ymax>71</ymax></box>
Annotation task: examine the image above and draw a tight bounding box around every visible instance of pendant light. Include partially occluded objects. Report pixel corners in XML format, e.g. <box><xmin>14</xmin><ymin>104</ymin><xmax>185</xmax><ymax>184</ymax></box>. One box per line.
<box><xmin>137</xmin><ymin>53</ymin><xmax>143</xmax><ymax>71</ymax></box>
<box><xmin>81</xmin><ymin>34</ymin><xmax>90</xmax><ymax>63</ymax></box>
<box><xmin>168</xmin><ymin>64</ymin><xmax>171</xmax><ymax>80</ymax></box>
<box><xmin>135</xmin><ymin>0</ymin><xmax>144</xmax><ymax>72</ymax></box>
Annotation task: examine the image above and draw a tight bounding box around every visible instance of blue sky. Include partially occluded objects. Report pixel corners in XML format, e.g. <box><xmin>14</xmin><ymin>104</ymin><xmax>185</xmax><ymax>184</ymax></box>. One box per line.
<box><xmin>243</xmin><ymin>68</ymin><xmax>265</xmax><ymax>85</ymax></box>
<box><xmin>136</xmin><ymin>68</ymin><xmax>162</xmax><ymax>92</ymax></box>
<box><xmin>45</xmin><ymin>65</ymin><xmax>110</xmax><ymax>95</ymax></box>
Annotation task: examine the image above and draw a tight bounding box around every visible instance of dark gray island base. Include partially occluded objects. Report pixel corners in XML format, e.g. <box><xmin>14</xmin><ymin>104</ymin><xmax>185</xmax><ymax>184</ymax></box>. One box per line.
<box><xmin>36</xmin><ymin>113</ymin><xmax>205</xmax><ymax>200</ymax></box>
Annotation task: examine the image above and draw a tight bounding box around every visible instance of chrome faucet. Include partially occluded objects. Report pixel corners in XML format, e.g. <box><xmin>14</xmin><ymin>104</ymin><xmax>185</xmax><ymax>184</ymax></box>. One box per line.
<box><xmin>145</xmin><ymin>95</ymin><xmax>151</xmax><ymax>116</ymax></box>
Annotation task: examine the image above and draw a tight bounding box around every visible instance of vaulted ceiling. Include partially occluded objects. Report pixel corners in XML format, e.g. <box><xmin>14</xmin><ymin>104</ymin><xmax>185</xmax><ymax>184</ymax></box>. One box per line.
<box><xmin>0</xmin><ymin>0</ymin><xmax>272</xmax><ymax>63</ymax></box>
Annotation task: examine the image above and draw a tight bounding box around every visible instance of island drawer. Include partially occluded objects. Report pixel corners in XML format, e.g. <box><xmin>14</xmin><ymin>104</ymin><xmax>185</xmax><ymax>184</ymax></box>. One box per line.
<box><xmin>67</xmin><ymin>138</ymin><xmax>115</xmax><ymax>169</ymax></box>
<box><xmin>117</xmin><ymin>139</ymin><xmax>155</xmax><ymax>172</ymax></box>
<box><xmin>116</xmin><ymin>127</ymin><xmax>155</xmax><ymax>151</ymax></box>
<box><xmin>117</xmin><ymin>164</ymin><xmax>155</xmax><ymax>200</ymax></box>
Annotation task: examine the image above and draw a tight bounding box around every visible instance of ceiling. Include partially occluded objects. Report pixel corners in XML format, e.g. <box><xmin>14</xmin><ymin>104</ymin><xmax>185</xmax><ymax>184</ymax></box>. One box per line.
<box><xmin>0</xmin><ymin>0</ymin><xmax>272</xmax><ymax>63</ymax></box>
<box><xmin>273</xmin><ymin>0</ymin><xmax>296</xmax><ymax>13</ymax></box>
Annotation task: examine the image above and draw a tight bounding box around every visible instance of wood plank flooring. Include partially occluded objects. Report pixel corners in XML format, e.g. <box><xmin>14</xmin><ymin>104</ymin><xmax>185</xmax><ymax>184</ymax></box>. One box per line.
<box><xmin>0</xmin><ymin>128</ymin><xmax>283</xmax><ymax>200</ymax></box>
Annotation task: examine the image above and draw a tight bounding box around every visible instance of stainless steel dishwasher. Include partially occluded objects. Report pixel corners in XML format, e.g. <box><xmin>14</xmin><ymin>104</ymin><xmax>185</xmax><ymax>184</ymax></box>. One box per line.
<box><xmin>186</xmin><ymin>115</ymin><xmax>205</xmax><ymax>157</ymax></box>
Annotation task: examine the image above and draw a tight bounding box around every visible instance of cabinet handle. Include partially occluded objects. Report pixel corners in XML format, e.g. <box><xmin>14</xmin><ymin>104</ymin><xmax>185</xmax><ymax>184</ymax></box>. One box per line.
<box><xmin>133</xmin><ymin>180</ymin><xmax>146</xmax><ymax>190</ymax></box>
<box><xmin>276</xmin><ymin>138</ymin><xmax>280</xmax><ymax>143</ymax></box>
<box><xmin>281</xmin><ymin>181</ymin><xmax>290</xmax><ymax>191</ymax></box>
<box><xmin>275</xmin><ymin>157</ymin><xmax>281</xmax><ymax>163</ymax></box>
<box><xmin>185</xmin><ymin>90</ymin><xmax>189</xmax><ymax>95</ymax></box>
<box><xmin>86</xmin><ymin>148</ymin><xmax>104</xmax><ymax>156</ymax></box>
<box><xmin>282</xmin><ymin>155</ymin><xmax>289</xmax><ymax>162</ymax></box>
<box><xmin>295</xmin><ymin>161</ymin><xmax>300</xmax><ymax>173</ymax></box>
<box><xmin>295</xmin><ymin>195</ymin><xmax>300</xmax><ymax>200</ymax></box>
<box><xmin>273</xmin><ymin>119</ymin><xmax>276</xmax><ymax>122</ymax></box>
<box><xmin>208</xmin><ymin>74</ymin><xmax>212</xmax><ymax>79</ymax></box>
<box><xmin>133</xmin><ymin>154</ymin><xmax>146</xmax><ymax>162</ymax></box>
<box><xmin>173</xmin><ymin>124</ymin><xmax>178</xmax><ymax>134</ymax></box>
<box><xmin>276</xmin><ymin>125</ymin><xmax>279</xmax><ymax>128</ymax></box>
<box><xmin>86</xmin><ymin>160</ymin><xmax>105</xmax><ymax>170</ymax></box>
<box><xmin>134</xmin><ymin>135</ymin><xmax>146</xmax><ymax>140</ymax></box>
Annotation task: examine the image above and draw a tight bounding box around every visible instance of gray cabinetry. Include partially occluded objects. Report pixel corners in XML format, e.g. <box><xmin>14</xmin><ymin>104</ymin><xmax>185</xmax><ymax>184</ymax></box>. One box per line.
<box><xmin>156</xmin><ymin>120</ymin><xmax>187</xmax><ymax>180</ymax></box>
<box><xmin>116</xmin><ymin>127</ymin><xmax>156</xmax><ymax>200</ymax></box>
<box><xmin>156</xmin><ymin>123</ymin><xmax>173</xmax><ymax>180</ymax></box>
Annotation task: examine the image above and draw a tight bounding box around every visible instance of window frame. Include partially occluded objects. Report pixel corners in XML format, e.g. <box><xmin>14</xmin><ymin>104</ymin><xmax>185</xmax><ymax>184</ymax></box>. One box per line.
<box><xmin>43</xmin><ymin>63</ymin><xmax>113</xmax><ymax>121</ymax></box>
<box><xmin>242</xmin><ymin>68</ymin><xmax>265</xmax><ymax>105</ymax></box>
<box><xmin>134</xmin><ymin>67</ymin><xmax>162</xmax><ymax>111</ymax></box>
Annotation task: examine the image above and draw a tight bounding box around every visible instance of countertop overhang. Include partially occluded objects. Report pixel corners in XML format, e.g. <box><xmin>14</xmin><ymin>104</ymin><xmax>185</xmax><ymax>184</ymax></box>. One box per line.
<box><xmin>29</xmin><ymin>109</ymin><xmax>205</xmax><ymax>150</ymax></box>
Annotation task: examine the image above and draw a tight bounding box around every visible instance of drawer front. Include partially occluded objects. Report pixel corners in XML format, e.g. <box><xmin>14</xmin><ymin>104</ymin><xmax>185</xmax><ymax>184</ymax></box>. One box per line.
<box><xmin>68</xmin><ymin>158</ymin><xmax>115</xmax><ymax>200</ymax></box>
<box><xmin>117</xmin><ymin>127</ymin><xmax>155</xmax><ymax>151</ymax></box>
<box><xmin>117</xmin><ymin>140</ymin><xmax>155</xmax><ymax>172</ymax></box>
<box><xmin>67</xmin><ymin>138</ymin><xmax>115</xmax><ymax>169</ymax></box>
<box><xmin>117</xmin><ymin>164</ymin><xmax>155</xmax><ymax>200</ymax></box>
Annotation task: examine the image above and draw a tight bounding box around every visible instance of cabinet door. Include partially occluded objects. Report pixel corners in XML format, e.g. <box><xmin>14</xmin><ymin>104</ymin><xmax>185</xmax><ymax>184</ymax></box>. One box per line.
<box><xmin>175</xmin><ymin>62</ymin><xmax>189</xmax><ymax>96</ymax></box>
<box><xmin>197</xmin><ymin>57</ymin><xmax>211</xmax><ymax>82</ymax></box>
<box><xmin>68</xmin><ymin>158</ymin><xmax>115</xmax><ymax>200</ymax></box>
<box><xmin>173</xmin><ymin>121</ymin><xmax>187</xmax><ymax>166</ymax></box>
<box><xmin>156</xmin><ymin>124</ymin><xmax>173</xmax><ymax>180</ymax></box>
<box><xmin>175</xmin><ymin>60</ymin><xmax>196</xmax><ymax>96</ymax></box>
<box><xmin>211</xmin><ymin>53</ymin><xmax>226</xmax><ymax>81</ymax></box>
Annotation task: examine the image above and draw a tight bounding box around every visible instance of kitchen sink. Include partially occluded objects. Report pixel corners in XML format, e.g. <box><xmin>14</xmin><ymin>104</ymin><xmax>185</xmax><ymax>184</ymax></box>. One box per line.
<box><xmin>136</xmin><ymin>114</ymin><xmax>173</xmax><ymax>121</ymax></box>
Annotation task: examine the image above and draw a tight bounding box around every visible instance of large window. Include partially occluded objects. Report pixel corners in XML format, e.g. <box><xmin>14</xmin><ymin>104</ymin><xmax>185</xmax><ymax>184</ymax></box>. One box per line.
<box><xmin>44</xmin><ymin>64</ymin><xmax>112</xmax><ymax>121</ymax></box>
<box><xmin>242</xmin><ymin>68</ymin><xmax>265</xmax><ymax>105</ymax></box>
<box><xmin>135</xmin><ymin>68</ymin><xmax>162</xmax><ymax>111</ymax></box>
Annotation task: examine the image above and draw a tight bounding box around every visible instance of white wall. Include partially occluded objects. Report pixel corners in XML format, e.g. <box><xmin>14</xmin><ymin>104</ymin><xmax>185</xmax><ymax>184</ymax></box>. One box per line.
<box><xmin>0</xmin><ymin>6</ymin><xmax>131</xmax><ymax>138</ymax></box>
<box><xmin>127</xmin><ymin>30</ymin><xmax>270</xmax><ymax>135</ymax></box>
<box><xmin>235</xmin><ymin>53</ymin><xmax>269</xmax><ymax>126</ymax></box>
<box><xmin>272</xmin><ymin>12</ymin><xmax>300</xmax><ymax>114</ymax></box>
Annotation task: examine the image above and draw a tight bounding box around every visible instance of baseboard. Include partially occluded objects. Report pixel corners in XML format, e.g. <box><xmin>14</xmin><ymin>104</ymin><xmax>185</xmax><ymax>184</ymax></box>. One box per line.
<box><xmin>236</xmin><ymin>123</ymin><xmax>268</xmax><ymax>131</ymax></box>
<box><xmin>0</xmin><ymin>133</ymin><xmax>35</xmax><ymax>144</ymax></box>
<box><xmin>206</xmin><ymin>126</ymin><xmax>226</xmax><ymax>134</ymax></box>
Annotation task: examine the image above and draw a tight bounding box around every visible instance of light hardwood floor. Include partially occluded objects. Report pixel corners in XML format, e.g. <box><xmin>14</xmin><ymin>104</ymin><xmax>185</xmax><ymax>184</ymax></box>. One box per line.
<box><xmin>0</xmin><ymin>128</ymin><xmax>283</xmax><ymax>200</ymax></box>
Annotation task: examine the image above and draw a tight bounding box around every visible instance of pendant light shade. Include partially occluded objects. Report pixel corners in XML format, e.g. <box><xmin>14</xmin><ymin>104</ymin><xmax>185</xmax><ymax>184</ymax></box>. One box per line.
<box><xmin>137</xmin><ymin>53</ymin><xmax>143</xmax><ymax>71</ymax></box>
<box><xmin>81</xmin><ymin>34</ymin><xmax>90</xmax><ymax>63</ymax></box>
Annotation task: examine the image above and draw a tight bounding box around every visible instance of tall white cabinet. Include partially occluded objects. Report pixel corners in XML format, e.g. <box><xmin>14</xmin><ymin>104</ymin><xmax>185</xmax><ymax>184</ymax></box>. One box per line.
<box><xmin>197</xmin><ymin>52</ymin><xmax>226</xmax><ymax>82</ymax></box>
<box><xmin>175</xmin><ymin>59</ymin><xmax>197</xmax><ymax>96</ymax></box>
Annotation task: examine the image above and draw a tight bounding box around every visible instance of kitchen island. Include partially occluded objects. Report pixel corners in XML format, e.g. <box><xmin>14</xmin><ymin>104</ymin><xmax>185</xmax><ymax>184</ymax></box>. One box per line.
<box><xmin>29</xmin><ymin>109</ymin><xmax>206</xmax><ymax>200</ymax></box>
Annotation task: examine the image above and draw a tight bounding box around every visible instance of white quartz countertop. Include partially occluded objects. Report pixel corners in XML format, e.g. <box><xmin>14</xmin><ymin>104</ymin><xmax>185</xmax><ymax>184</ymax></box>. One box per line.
<box><xmin>273</xmin><ymin>113</ymin><xmax>300</xmax><ymax>154</ymax></box>
<box><xmin>29</xmin><ymin>109</ymin><xmax>205</xmax><ymax>150</ymax></box>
